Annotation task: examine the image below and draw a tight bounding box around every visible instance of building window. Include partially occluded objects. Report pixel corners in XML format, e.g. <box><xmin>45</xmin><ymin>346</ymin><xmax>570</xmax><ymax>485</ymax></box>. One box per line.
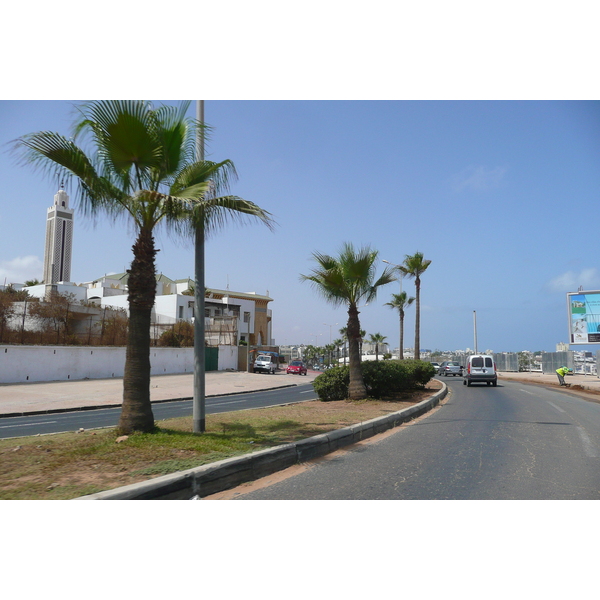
<box><xmin>178</xmin><ymin>306</ymin><xmax>184</xmax><ymax>319</ymax></box>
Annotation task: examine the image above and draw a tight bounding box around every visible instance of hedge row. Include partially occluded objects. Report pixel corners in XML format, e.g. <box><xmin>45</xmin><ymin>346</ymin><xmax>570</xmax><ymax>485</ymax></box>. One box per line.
<box><xmin>312</xmin><ymin>360</ymin><xmax>436</xmax><ymax>402</ymax></box>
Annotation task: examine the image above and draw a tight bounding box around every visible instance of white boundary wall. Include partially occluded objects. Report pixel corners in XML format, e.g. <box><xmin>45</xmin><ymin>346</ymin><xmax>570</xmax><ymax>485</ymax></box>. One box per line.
<box><xmin>0</xmin><ymin>345</ymin><xmax>239</xmax><ymax>383</ymax></box>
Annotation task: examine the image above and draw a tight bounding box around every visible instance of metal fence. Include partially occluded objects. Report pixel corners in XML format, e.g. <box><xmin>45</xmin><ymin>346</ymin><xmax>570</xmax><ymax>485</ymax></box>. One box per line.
<box><xmin>541</xmin><ymin>351</ymin><xmax>574</xmax><ymax>374</ymax></box>
<box><xmin>493</xmin><ymin>353</ymin><xmax>519</xmax><ymax>372</ymax></box>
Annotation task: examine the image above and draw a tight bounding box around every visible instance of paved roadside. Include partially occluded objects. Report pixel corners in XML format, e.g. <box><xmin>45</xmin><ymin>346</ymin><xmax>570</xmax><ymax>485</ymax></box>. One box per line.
<box><xmin>0</xmin><ymin>369</ymin><xmax>320</xmax><ymax>417</ymax></box>
<box><xmin>497</xmin><ymin>370</ymin><xmax>600</xmax><ymax>401</ymax></box>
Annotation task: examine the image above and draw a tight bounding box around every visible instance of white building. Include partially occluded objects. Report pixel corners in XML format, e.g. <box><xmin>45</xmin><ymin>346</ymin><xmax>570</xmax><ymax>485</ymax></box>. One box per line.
<box><xmin>22</xmin><ymin>274</ymin><xmax>274</xmax><ymax>346</ymax></box>
<box><xmin>43</xmin><ymin>188</ymin><xmax>74</xmax><ymax>285</ymax></box>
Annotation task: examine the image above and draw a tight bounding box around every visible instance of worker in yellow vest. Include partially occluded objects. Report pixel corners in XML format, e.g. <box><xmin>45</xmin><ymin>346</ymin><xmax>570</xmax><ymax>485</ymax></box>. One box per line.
<box><xmin>556</xmin><ymin>366</ymin><xmax>571</xmax><ymax>386</ymax></box>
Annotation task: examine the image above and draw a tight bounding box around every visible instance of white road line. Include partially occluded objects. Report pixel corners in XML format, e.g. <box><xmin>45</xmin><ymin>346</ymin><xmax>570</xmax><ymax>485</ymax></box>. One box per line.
<box><xmin>0</xmin><ymin>421</ymin><xmax>58</xmax><ymax>429</ymax></box>
<box><xmin>577</xmin><ymin>426</ymin><xmax>600</xmax><ymax>458</ymax></box>
<box><xmin>546</xmin><ymin>401</ymin><xmax>566</xmax><ymax>413</ymax></box>
<box><xmin>519</xmin><ymin>388</ymin><xmax>535</xmax><ymax>395</ymax></box>
<box><xmin>209</xmin><ymin>399</ymin><xmax>246</xmax><ymax>407</ymax></box>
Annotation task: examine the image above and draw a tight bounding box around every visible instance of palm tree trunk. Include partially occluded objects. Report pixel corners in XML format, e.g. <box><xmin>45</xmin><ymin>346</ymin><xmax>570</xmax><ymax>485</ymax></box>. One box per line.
<box><xmin>118</xmin><ymin>227</ymin><xmax>157</xmax><ymax>434</ymax></box>
<box><xmin>414</xmin><ymin>278</ymin><xmax>421</xmax><ymax>361</ymax></box>
<box><xmin>347</xmin><ymin>304</ymin><xmax>366</xmax><ymax>400</ymax></box>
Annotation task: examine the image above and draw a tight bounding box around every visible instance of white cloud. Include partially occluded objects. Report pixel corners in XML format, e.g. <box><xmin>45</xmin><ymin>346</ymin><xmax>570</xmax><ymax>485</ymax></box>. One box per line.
<box><xmin>547</xmin><ymin>268</ymin><xmax>600</xmax><ymax>293</ymax></box>
<box><xmin>451</xmin><ymin>165</ymin><xmax>507</xmax><ymax>192</ymax></box>
<box><xmin>0</xmin><ymin>256</ymin><xmax>43</xmax><ymax>285</ymax></box>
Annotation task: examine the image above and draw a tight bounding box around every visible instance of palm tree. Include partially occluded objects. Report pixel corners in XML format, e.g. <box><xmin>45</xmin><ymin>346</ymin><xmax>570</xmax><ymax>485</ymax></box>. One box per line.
<box><xmin>324</xmin><ymin>343</ymin><xmax>337</xmax><ymax>367</ymax></box>
<box><xmin>14</xmin><ymin>100</ymin><xmax>274</xmax><ymax>433</ymax></box>
<box><xmin>332</xmin><ymin>337</ymin><xmax>344</xmax><ymax>365</ymax></box>
<box><xmin>398</xmin><ymin>252</ymin><xmax>431</xmax><ymax>361</ymax></box>
<box><xmin>385</xmin><ymin>291</ymin><xmax>415</xmax><ymax>360</ymax></box>
<box><xmin>359</xmin><ymin>328</ymin><xmax>366</xmax><ymax>359</ymax></box>
<box><xmin>300</xmin><ymin>243</ymin><xmax>395</xmax><ymax>400</ymax></box>
<box><xmin>368</xmin><ymin>332</ymin><xmax>387</xmax><ymax>361</ymax></box>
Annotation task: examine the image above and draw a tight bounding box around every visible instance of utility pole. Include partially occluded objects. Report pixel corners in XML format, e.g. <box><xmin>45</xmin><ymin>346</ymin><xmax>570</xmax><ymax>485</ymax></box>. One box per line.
<box><xmin>473</xmin><ymin>310</ymin><xmax>478</xmax><ymax>354</ymax></box>
<box><xmin>193</xmin><ymin>100</ymin><xmax>206</xmax><ymax>433</ymax></box>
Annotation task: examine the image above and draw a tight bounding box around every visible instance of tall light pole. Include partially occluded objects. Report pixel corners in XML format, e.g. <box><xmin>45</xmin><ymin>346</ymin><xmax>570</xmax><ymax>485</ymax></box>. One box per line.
<box><xmin>323</xmin><ymin>322</ymin><xmax>337</xmax><ymax>366</ymax></box>
<box><xmin>382</xmin><ymin>260</ymin><xmax>403</xmax><ymax>294</ymax></box>
<box><xmin>323</xmin><ymin>322</ymin><xmax>337</xmax><ymax>344</ymax></box>
<box><xmin>473</xmin><ymin>310</ymin><xmax>478</xmax><ymax>354</ymax></box>
<box><xmin>193</xmin><ymin>100</ymin><xmax>206</xmax><ymax>433</ymax></box>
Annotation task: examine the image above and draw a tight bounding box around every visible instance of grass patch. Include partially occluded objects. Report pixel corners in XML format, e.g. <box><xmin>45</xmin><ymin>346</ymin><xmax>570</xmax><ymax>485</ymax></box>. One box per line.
<box><xmin>0</xmin><ymin>381</ymin><xmax>440</xmax><ymax>500</ymax></box>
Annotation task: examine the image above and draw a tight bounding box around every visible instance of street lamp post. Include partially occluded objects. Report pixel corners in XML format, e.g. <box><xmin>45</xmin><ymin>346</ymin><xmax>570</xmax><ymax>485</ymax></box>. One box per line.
<box><xmin>323</xmin><ymin>322</ymin><xmax>337</xmax><ymax>365</ymax></box>
<box><xmin>193</xmin><ymin>99</ymin><xmax>206</xmax><ymax>433</ymax></box>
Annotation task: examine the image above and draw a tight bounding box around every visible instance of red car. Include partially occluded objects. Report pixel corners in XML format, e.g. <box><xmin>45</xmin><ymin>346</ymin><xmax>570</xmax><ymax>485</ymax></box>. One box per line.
<box><xmin>286</xmin><ymin>360</ymin><xmax>308</xmax><ymax>375</ymax></box>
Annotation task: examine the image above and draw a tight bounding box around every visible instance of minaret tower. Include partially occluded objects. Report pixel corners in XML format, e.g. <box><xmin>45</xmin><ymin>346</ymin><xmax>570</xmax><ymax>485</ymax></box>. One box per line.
<box><xmin>43</xmin><ymin>185</ymin><xmax>74</xmax><ymax>284</ymax></box>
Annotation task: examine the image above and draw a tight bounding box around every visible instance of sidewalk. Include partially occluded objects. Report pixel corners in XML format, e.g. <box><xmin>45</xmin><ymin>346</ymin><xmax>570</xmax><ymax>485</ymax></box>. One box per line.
<box><xmin>0</xmin><ymin>369</ymin><xmax>320</xmax><ymax>417</ymax></box>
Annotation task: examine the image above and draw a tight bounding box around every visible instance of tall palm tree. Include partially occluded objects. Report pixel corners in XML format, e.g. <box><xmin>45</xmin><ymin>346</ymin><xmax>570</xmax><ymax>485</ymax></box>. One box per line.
<box><xmin>368</xmin><ymin>332</ymin><xmax>387</xmax><ymax>361</ymax></box>
<box><xmin>398</xmin><ymin>252</ymin><xmax>431</xmax><ymax>361</ymax></box>
<box><xmin>385</xmin><ymin>291</ymin><xmax>415</xmax><ymax>360</ymax></box>
<box><xmin>300</xmin><ymin>243</ymin><xmax>395</xmax><ymax>400</ymax></box>
<box><xmin>14</xmin><ymin>100</ymin><xmax>274</xmax><ymax>433</ymax></box>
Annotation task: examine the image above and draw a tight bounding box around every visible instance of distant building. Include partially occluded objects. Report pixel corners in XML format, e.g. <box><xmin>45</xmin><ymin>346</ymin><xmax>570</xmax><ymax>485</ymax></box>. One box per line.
<box><xmin>556</xmin><ymin>342</ymin><xmax>570</xmax><ymax>352</ymax></box>
<box><xmin>43</xmin><ymin>187</ymin><xmax>74</xmax><ymax>285</ymax></box>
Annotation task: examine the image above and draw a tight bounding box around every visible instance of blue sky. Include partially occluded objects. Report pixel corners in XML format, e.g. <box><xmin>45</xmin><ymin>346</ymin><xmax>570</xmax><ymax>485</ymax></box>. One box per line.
<box><xmin>1</xmin><ymin>3</ymin><xmax>599</xmax><ymax>356</ymax></box>
<box><xmin>2</xmin><ymin>100</ymin><xmax>600</xmax><ymax>353</ymax></box>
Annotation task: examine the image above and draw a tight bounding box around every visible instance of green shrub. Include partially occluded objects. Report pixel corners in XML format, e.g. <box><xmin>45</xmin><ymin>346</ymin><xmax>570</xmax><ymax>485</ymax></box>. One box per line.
<box><xmin>312</xmin><ymin>360</ymin><xmax>435</xmax><ymax>401</ymax></box>
<box><xmin>362</xmin><ymin>360</ymin><xmax>409</xmax><ymax>398</ymax></box>
<box><xmin>312</xmin><ymin>366</ymin><xmax>350</xmax><ymax>401</ymax></box>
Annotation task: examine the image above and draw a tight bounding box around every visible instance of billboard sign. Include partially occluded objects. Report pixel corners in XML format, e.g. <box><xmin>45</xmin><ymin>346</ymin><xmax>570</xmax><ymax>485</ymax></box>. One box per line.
<box><xmin>567</xmin><ymin>290</ymin><xmax>600</xmax><ymax>344</ymax></box>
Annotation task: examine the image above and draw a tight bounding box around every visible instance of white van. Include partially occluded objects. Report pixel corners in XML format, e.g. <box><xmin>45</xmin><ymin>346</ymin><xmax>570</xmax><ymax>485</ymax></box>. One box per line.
<box><xmin>463</xmin><ymin>355</ymin><xmax>497</xmax><ymax>387</ymax></box>
<box><xmin>253</xmin><ymin>354</ymin><xmax>278</xmax><ymax>374</ymax></box>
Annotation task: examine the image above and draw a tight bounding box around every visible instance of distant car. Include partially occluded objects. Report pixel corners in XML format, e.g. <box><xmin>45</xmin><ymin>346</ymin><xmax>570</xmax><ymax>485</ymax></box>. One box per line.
<box><xmin>287</xmin><ymin>360</ymin><xmax>307</xmax><ymax>375</ymax></box>
<box><xmin>253</xmin><ymin>354</ymin><xmax>277</xmax><ymax>374</ymax></box>
<box><xmin>431</xmin><ymin>362</ymin><xmax>440</xmax><ymax>371</ymax></box>
<box><xmin>439</xmin><ymin>361</ymin><xmax>463</xmax><ymax>376</ymax></box>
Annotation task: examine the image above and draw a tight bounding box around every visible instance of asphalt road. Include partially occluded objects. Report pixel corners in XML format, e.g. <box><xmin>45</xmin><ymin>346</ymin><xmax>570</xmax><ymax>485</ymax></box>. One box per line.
<box><xmin>228</xmin><ymin>377</ymin><xmax>600</xmax><ymax>500</ymax></box>
<box><xmin>0</xmin><ymin>383</ymin><xmax>318</xmax><ymax>439</ymax></box>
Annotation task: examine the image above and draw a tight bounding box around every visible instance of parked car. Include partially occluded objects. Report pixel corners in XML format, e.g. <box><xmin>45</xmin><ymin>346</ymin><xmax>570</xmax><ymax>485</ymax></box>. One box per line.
<box><xmin>253</xmin><ymin>354</ymin><xmax>278</xmax><ymax>374</ymax></box>
<box><xmin>463</xmin><ymin>355</ymin><xmax>497</xmax><ymax>386</ymax></box>
<box><xmin>286</xmin><ymin>360</ymin><xmax>307</xmax><ymax>375</ymax></box>
<box><xmin>439</xmin><ymin>361</ymin><xmax>463</xmax><ymax>376</ymax></box>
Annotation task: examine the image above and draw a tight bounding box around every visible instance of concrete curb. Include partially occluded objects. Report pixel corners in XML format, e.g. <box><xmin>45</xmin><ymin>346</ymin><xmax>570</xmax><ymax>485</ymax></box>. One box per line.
<box><xmin>75</xmin><ymin>382</ymin><xmax>448</xmax><ymax>500</ymax></box>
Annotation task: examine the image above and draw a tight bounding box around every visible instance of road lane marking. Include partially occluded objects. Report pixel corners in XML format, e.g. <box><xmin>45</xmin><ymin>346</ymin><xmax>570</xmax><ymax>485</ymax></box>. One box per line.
<box><xmin>546</xmin><ymin>401</ymin><xmax>565</xmax><ymax>413</ymax></box>
<box><xmin>209</xmin><ymin>399</ymin><xmax>247</xmax><ymax>407</ymax></box>
<box><xmin>0</xmin><ymin>421</ymin><xmax>58</xmax><ymax>428</ymax></box>
<box><xmin>577</xmin><ymin>426</ymin><xmax>600</xmax><ymax>458</ymax></box>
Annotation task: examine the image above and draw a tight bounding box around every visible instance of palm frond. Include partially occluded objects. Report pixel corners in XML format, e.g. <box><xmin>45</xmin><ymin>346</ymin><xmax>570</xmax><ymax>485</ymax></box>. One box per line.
<box><xmin>12</xmin><ymin>130</ymin><xmax>129</xmax><ymax>219</ymax></box>
<box><xmin>300</xmin><ymin>243</ymin><xmax>393</xmax><ymax>309</ymax></box>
